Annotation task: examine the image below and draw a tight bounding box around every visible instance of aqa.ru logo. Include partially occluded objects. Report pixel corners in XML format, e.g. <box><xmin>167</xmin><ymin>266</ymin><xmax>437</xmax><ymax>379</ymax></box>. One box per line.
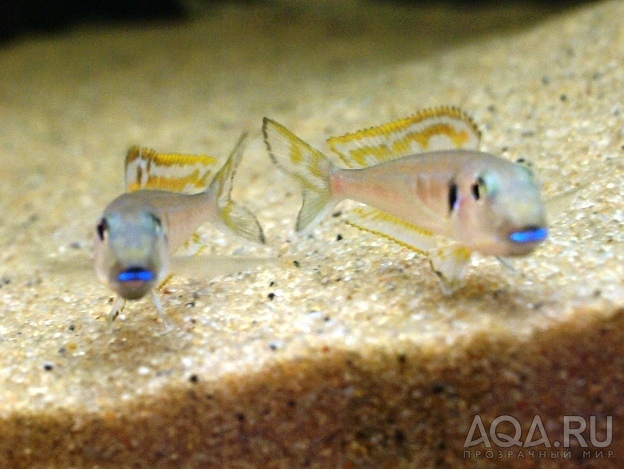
<box><xmin>463</xmin><ymin>415</ymin><xmax>613</xmax><ymax>460</ymax></box>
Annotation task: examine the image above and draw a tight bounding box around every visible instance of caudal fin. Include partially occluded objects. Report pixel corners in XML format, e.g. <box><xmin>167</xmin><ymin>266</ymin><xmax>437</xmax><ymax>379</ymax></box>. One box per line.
<box><xmin>262</xmin><ymin>117</ymin><xmax>335</xmax><ymax>234</ymax></box>
<box><xmin>209</xmin><ymin>132</ymin><xmax>266</xmax><ymax>245</ymax></box>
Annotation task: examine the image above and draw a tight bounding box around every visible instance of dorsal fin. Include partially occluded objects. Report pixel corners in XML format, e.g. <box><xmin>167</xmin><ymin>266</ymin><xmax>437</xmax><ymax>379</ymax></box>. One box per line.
<box><xmin>345</xmin><ymin>206</ymin><xmax>437</xmax><ymax>255</ymax></box>
<box><xmin>125</xmin><ymin>146</ymin><xmax>219</xmax><ymax>194</ymax></box>
<box><xmin>327</xmin><ymin>106</ymin><xmax>481</xmax><ymax>169</ymax></box>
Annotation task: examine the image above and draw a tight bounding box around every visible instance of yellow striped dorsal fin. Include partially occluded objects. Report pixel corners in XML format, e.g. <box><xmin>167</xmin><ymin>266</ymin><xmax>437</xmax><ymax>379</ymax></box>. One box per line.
<box><xmin>327</xmin><ymin>106</ymin><xmax>482</xmax><ymax>169</ymax></box>
<box><xmin>345</xmin><ymin>206</ymin><xmax>437</xmax><ymax>255</ymax></box>
<box><xmin>125</xmin><ymin>146</ymin><xmax>219</xmax><ymax>194</ymax></box>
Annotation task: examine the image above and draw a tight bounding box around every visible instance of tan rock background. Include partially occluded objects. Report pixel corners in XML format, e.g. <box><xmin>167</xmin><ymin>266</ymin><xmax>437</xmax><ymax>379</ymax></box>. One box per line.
<box><xmin>0</xmin><ymin>1</ymin><xmax>622</xmax><ymax>467</ymax></box>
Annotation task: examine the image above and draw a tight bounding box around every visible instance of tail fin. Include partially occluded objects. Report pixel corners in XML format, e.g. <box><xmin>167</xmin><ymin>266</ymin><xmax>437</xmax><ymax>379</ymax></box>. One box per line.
<box><xmin>209</xmin><ymin>132</ymin><xmax>265</xmax><ymax>245</ymax></box>
<box><xmin>262</xmin><ymin>117</ymin><xmax>336</xmax><ymax>234</ymax></box>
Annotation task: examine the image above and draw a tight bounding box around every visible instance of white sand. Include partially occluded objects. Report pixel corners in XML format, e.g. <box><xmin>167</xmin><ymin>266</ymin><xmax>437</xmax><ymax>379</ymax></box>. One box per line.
<box><xmin>0</xmin><ymin>1</ymin><xmax>622</xmax><ymax>466</ymax></box>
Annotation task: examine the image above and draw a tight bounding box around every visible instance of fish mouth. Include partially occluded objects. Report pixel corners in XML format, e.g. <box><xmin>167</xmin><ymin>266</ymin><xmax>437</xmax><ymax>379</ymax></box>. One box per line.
<box><xmin>117</xmin><ymin>266</ymin><xmax>156</xmax><ymax>283</ymax></box>
<box><xmin>508</xmin><ymin>226</ymin><xmax>548</xmax><ymax>244</ymax></box>
<box><xmin>113</xmin><ymin>266</ymin><xmax>157</xmax><ymax>300</ymax></box>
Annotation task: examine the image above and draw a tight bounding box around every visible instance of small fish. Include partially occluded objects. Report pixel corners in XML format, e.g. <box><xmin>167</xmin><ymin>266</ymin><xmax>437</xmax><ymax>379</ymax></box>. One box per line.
<box><xmin>262</xmin><ymin>107</ymin><xmax>548</xmax><ymax>293</ymax></box>
<box><xmin>94</xmin><ymin>133</ymin><xmax>265</xmax><ymax>326</ymax></box>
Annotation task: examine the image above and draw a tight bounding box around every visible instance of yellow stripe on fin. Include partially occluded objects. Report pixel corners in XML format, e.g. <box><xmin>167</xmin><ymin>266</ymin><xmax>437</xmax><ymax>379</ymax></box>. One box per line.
<box><xmin>327</xmin><ymin>106</ymin><xmax>481</xmax><ymax>169</ymax></box>
<box><xmin>263</xmin><ymin>117</ymin><xmax>335</xmax><ymax>234</ymax></box>
<box><xmin>345</xmin><ymin>207</ymin><xmax>437</xmax><ymax>255</ymax></box>
<box><xmin>125</xmin><ymin>146</ymin><xmax>219</xmax><ymax>194</ymax></box>
<box><xmin>262</xmin><ymin>118</ymin><xmax>331</xmax><ymax>193</ymax></box>
<box><xmin>347</xmin><ymin>206</ymin><xmax>472</xmax><ymax>293</ymax></box>
<box><xmin>211</xmin><ymin>133</ymin><xmax>266</xmax><ymax>245</ymax></box>
<box><xmin>428</xmin><ymin>245</ymin><xmax>472</xmax><ymax>295</ymax></box>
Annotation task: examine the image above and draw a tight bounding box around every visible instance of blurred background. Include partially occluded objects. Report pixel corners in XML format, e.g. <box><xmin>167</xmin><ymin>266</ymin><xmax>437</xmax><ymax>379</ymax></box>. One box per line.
<box><xmin>0</xmin><ymin>0</ymin><xmax>594</xmax><ymax>44</ymax></box>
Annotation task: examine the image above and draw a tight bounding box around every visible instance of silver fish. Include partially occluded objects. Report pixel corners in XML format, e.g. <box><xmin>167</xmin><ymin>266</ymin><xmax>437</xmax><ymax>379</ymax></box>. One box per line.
<box><xmin>262</xmin><ymin>107</ymin><xmax>547</xmax><ymax>293</ymax></box>
<box><xmin>94</xmin><ymin>133</ymin><xmax>265</xmax><ymax>326</ymax></box>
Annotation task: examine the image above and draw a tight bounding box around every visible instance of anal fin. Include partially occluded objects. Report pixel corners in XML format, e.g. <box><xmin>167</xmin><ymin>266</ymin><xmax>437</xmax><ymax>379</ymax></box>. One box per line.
<box><xmin>346</xmin><ymin>206</ymin><xmax>472</xmax><ymax>293</ymax></box>
<box><xmin>345</xmin><ymin>207</ymin><xmax>437</xmax><ymax>254</ymax></box>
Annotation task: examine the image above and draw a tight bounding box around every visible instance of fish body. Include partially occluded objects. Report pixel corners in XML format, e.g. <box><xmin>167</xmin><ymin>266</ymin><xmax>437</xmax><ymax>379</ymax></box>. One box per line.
<box><xmin>94</xmin><ymin>133</ymin><xmax>265</xmax><ymax>326</ymax></box>
<box><xmin>329</xmin><ymin>150</ymin><xmax>546</xmax><ymax>257</ymax></box>
<box><xmin>262</xmin><ymin>107</ymin><xmax>547</xmax><ymax>292</ymax></box>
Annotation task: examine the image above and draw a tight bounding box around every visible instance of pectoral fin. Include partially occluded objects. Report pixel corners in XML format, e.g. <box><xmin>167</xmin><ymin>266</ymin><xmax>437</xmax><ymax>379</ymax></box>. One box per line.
<box><xmin>106</xmin><ymin>296</ymin><xmax>126</xmax><ymax>329</ymax></box>
<box><xmin>544</xmin><ymin>186</ymin><xmax>583</xmax><ymax>219</ymax></box>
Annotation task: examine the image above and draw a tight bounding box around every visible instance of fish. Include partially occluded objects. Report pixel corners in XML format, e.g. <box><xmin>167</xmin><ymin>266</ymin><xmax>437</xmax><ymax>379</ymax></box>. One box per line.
<box><xmin>262</xmin><ymin>107</ymin><xmax>548</xmax><ymax>293</ymax></box>
<box><xmin>94</xmin><ymin>133</ymin><xmax>266</xmax><ymax>327</ymax></box>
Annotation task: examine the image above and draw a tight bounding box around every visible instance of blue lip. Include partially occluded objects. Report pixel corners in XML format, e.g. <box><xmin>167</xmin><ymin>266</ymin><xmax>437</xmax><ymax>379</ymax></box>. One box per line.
<box><xmin>117</xmin><ymin>267</ymin><xmax>155</xmax><ymax>283</ymax></box>
<box><xmin>509</xmin><ymin>227</ymin><xmax>548</xmax><ymax>244</ymax></box>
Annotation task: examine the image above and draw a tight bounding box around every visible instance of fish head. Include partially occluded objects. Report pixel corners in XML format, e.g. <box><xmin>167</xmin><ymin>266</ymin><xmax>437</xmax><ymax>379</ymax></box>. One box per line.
<box><xmin>93</xmin><ymin>196</ymin><xmax>169</xmax><ymax>300</ymax></box>
<box><xmin>451</xmin><ymin>160</ymin><xmax>547</xmax><ymax>256</ymax></box>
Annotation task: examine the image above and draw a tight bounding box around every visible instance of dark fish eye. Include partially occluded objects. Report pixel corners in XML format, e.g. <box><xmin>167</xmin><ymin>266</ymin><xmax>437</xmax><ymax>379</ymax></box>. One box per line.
<box><xmin>149</xmin><ymin>213</ymin><xmax>162</xmax><ymax>228</ymax></box>
<box><xmin>472</xmin><ymin>176</ymin><xmax>486</xmax><ymax>201</ymax></box>
<box><xmin>148</xmin><ymin>213</ymin><xmax>167</xmax><ymax>241</ymax></box>
<box><xmin>448</xmin><ymin>181</ymin><xmax>458</xmax><ymax>213</ymax></box>
<box><xmin>471</xmin><ymin>183</ymin><xmax>479</xmax><ymax>200</ymax></box>
<box><xmin>96</xmin><ymin>217</ymin><xmax>108</xmax><ymax>241</ymax></box>
<box><xmin>516</xmin><ymin>157</ymin><xmax>534</xmax><ymax>169</ymax></box>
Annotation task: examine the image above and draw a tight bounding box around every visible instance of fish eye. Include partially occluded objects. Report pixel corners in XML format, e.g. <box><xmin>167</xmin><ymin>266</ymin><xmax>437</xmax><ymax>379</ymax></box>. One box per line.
<box><xmin>448</xmin><ymin>181</ymin><xmax>458</xmax><ymax>213</ymax></box>
<box><xmin>149</xmin><ymin>213</ymin><xmax>163</xmax><ymax>234</ymax></box>
<box><xmin>516</xmin><ymin>157</ymin><xmax>534</xmax><ymax>169</ymax></box>
<box><xmin>149</xmin><ymin>213</ymin><xmax>162</xmax><ymax>228</ymax></box>
<box><xmin>471</xmin><ymin>176</ymin><xmax>486</xmax><ymax>201</ymax></box>
<box><xmin>96</xmin><ymin>217</ymin><xmax>108</xmax><ymax>241</ymax></box>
